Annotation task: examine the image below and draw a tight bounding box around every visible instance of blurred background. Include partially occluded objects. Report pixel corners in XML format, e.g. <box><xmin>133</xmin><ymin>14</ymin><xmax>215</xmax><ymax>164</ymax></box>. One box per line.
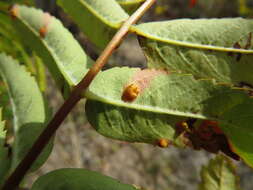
<box><xmin>26</xmin><ymin>0</ymin><xmax>253</xmax><ymax>189</ymax></box>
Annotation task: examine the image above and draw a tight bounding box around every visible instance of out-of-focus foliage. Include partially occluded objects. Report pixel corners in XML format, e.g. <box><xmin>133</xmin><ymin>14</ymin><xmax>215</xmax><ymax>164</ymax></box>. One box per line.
<box><xmin>199</xmin><ymin>155</ymin><xmax>240</xmax><ymax>190</ymax></box>
<box><xmin>149</xmin><ymin>0</ymin><xmax>249</xmax><ymax>19</ymax></box>
<box><xmin>239</xmin><ymin>0</ymin><xmax>253</xmax><ymax>16</ymax></box>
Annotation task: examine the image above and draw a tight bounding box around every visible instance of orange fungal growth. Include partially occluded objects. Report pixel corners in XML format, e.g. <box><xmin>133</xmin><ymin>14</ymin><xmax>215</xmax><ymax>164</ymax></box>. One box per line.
<box><xmin>121</xmin><ymin>83</ymin><xmax>140</xmax><ymax>102</ymax></box>
<box><xmin>39</xmin><ymin>13</ymin><xmax>52</xmax><ymax>38</ymax></box>
<box><xmin>157</xmin><ymin>139</ymin><xmax>170</xmax><ymax>148</ymax></box>
<box><xmin>176</xmin><ymin>121</ymin><xmax>190</xmax><ymax>133</ymax></box>
<box><xmin>39</xmin><ymin>26</ymin><xmax>48</xmax><ymax>38</ymax></box>
<box><xmin>9</xmin><ymin>5</ymin><xmax>19</xmax><ymax>19</ymax></box>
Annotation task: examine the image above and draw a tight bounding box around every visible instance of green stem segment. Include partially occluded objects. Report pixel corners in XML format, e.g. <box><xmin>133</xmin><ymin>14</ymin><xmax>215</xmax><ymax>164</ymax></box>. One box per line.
<box><xmin>1</xmin><ymin>0</ymin><xmax>156</xmax><ymax>189</ymax></box>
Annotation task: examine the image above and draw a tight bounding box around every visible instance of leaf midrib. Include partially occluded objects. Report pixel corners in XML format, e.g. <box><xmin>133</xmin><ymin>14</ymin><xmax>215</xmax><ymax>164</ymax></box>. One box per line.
<box><xmin>131</xmin><ymin>26</ymin><xmax>253</xmax><ymax>53</ymax></box>
<box><xmin>85</xmin><ymin>91</ymin><xmax>210</xmax><ymax>119</ymax></box>
<box><xmin>78</xmin><ymin>0</ymin><xmax>128</xmax><ymax>28</ymax></box>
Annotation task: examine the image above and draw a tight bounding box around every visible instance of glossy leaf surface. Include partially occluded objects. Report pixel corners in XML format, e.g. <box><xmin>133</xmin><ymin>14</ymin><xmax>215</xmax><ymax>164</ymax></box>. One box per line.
<box><xmin>31</xmin><ymin>168</ymin><xmax>138</xmax><ymax>190</ymax></box>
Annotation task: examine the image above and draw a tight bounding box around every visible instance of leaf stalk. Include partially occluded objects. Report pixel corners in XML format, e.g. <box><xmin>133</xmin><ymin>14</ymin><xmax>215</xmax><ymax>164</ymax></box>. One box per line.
<box><xmin>1</xmin><ymin>0</ymin><xmax>156</xmax><ymax>189</ymax></box>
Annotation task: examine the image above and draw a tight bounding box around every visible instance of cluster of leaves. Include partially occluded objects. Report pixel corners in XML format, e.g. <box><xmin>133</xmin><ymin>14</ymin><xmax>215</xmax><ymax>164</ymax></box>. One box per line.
<box><xmin>0</xmin><ymin>0</ymin><xmax>252</xmax><ymax>189</ymax></box>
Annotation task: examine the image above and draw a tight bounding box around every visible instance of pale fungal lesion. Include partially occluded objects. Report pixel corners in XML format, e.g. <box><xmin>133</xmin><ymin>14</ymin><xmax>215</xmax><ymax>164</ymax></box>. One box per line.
<box><xmin>39</xmin><ymin>13</ymin><xmax>52</xmax><ymax>38</ymax></box>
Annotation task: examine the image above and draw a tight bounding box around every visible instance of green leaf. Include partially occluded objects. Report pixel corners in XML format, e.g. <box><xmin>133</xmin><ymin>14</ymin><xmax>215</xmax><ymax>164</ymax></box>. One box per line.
<box><xmin>84</xmin><ymin>67</ymin><xmax>253</xmax><ymax>167</ymax></box>
<box><xmin>57</xmin><ymin>0</ymin><xmax>129</xmax><ymax>49</ymax></box>
<box><xmin>134</xmin><ymin>18</ymin><xmax>253</xmax><ymax>86</ymax></box>
<box><xmin>199</xmin><ymin>154</ymin><xmax>240</xmax><ymax>190</ymax></box>
<box><xmin>0</xmin><ymin>109</ymin><xmax>6</xmax><ymax>143</ymax></box>
<box><xmin>12</xmin><ymin>5</ymin><xmax>93</xmax><ymax>97</ymax></box>
<box><xmin>239</xmin><ymin>0</ymin><xmax>253</xmax><ymax>16</ymax></box>
<box><xmin>0</xmin><ymin>108</ymin><xmax>10</xmax><ymax>186</ymax></box>
<box><xmin>31</xmin><ymin>168</ymin><xmax>138</xmax><ymax>190</ymax></box>
<box><xmin>219</xmin><ymin>99</ymin><xmax>253</xmax><ymax>167</ymax></box>
<box><xmin>117</xmin><ymin>0</ymin><xmax>145</xmax><ymax>14</ymax></box>
<box><xmin>0</xmin><ymin>53</ymin><xmax>53</xmax><ymax>172</ymax></box>
<box><xmin>0</xmin><ymin>11</ymin><xmax>36</xmax><ymax>75</ymax></box>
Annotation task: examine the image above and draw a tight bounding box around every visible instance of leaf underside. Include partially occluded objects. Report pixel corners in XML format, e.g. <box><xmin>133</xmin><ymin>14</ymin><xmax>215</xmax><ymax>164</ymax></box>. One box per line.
<box><xmin>84</xmin><ymin>67</ymin><xmax>253</xmax><ymax>167</ymax></box>
<box><xmin>12</xmin><ymin>5</ymin><xmax>93</xmax><ymax>97</ymax></box>
<box><xmin>0</xmin><ymin>53</ymin><xmax>52</xmax><ymax>172</ymax></box>
<box><xmin>57</xmin><ymin>0</ymin><xmax>129</xmax><ymax>49</ymax></box>
<box><xmin>134</xmin><ymin>18</ymin><xmax>253</xmax><ymax>86</ymax></box>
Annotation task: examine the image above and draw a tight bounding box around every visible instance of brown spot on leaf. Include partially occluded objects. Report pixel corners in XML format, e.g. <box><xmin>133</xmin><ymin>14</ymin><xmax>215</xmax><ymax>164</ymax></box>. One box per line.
<box><xmin>245</xmin><ymin>32</ymin><xmax>252</xmax><ymax>49</ymax></box>
<box><xmin>175</xmin><ymin>119</ymin><xmax>240</xmax><ymax>160</ymax></box>
<box><xmin>228</xmin><ymin>33</ymin><xmax>252</xmax><ymax>62</ymax></box>
<box><xmin>233</xmin><ymin>42</ymin><xmax>242</xmax><ymax>61</ymax></box>
<box><xmin>233</xmin><ymin>42</ymin><xmax>241</xmax><ymax>49</ymax></box>
<box><xmin>9</xmin><ymin>5</ymin><xmax>19</xmax><ymax>19</ymax></box>
<box><xmin>236</xmin><ymin>81</ymin><xmax>253</xmax><ymax>96</ymax></box>
<box><xmin>122</xmin><ymin>69</ymin><xmax>169</xmax><ymax>102</ymax></box>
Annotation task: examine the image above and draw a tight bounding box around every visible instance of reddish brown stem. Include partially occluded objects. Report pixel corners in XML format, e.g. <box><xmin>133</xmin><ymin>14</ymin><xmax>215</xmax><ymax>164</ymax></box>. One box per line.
<box><xmin>1</xmin><ymin>0</ymin><xmax>156</xmax><ymax>189</ymax></box>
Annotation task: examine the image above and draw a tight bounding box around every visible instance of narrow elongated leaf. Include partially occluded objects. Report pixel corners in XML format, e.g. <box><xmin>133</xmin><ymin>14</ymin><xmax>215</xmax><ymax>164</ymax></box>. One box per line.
<box><xmin>12</xmin><ymin>5</ymin><xmax>93</xmax><ymax>97</ymax></box>
<box><xmin>57</xmin><ymin>0</ymin><xmax>129</xmax><ymax>49</ymax></box>
<box><xmin>134</xmin><ymin>18</ymin><xmax>253</xmax><ymax>86</ymax></box>
<box><xmin>199</xmin><ymin>155</ymin><xmax>240</xmax><ymax>190</ymax></box>
<box><xmin>0</xmin><ymin>108</ymin><xmax>10</xmax><ymax>186</ymax></box>
<box><xmin>85</xmin><ymin>67</ymin><xmax>253</xmax><ymax>167</ymax></box>
<box><xmin>0</xmin><ymin>53</ymin><xmax>52</xmax><ymax>171</ymax></box>
<box><xmin>117</xmin><ymin>0</ymin><xmax>145</xmax><ymax>14</ymax></box>
<box><xmin>31</xmin><ymin>168</ymin><xmax>138</xmax><ymax>190</ymax></box>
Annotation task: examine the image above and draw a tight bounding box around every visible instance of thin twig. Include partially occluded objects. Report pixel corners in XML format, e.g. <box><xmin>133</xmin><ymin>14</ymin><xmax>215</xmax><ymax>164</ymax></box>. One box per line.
<box><xmin>1</xmin><ymin>0</ymin><xmax>156</xmax><ymax>189</ymax></box>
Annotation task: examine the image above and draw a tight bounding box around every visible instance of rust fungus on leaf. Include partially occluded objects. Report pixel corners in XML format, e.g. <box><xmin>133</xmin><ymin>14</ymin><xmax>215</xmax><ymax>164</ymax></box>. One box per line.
<box><xmin>121</xmin><ymin>83</ymin><xmax>140</xmax><ymax>102</ymax></box>
<box><xmin>39</xmin><ymin>13</ymin><xmax>52</xmax><ymax>38</ymax></box>
<box><xmin>122</xmin><ymin>69</ymin><xmax>169</xmax><ymax>102</ymax></box>
<box><xmin>9</xmin><ymin>5</ymin><xmax>19</xmax><ymax>19</ymax></box>
<box><xmin>176</xmin><ymin>121</ymin><xmax>190</xmax><ymax>134</ymax></box>
<box><xmin>157</xmin><ymin>139</ymin><xmax>170</xmax><ymax>148</ymax></box>
<box><xmin>39</xmin><ymin>26</ymin><xmax>47</xmax><ymax>38</ymax></box>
